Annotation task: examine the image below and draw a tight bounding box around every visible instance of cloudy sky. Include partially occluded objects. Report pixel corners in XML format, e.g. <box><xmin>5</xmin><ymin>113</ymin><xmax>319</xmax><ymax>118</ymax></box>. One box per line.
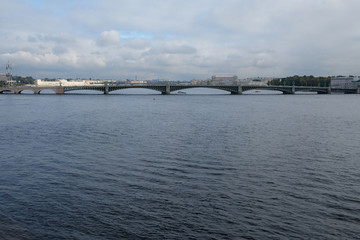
<box><xmin>1</xmin><ymin>0</ymin><xmax>360</xmax><ymax>80</ymax></box>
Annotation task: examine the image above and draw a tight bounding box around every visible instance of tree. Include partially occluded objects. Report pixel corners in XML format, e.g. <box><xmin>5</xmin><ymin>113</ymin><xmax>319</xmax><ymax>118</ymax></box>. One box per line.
<box><xmin>268</xmin><ymin>75</ymin><xmax>330</xmax><ymax>87</ymax></box>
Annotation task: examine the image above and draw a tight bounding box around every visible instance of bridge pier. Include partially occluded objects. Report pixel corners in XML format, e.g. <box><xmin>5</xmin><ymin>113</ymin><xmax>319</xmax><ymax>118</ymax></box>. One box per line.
<box><xmin>317</xmin><ymin>86</ymin><xmax>331</xmax><ymax>94</ymax></box>
<box><xmin>55</xmin><ymin>87</ymin><xmax>65</xmax><ymax>95</ymax></box>
<box><xmin>283</xmin><ymin>86</ymin><xmax>295</xmax><ymax>94</ymax></box>
<box><xmin>231</xmin><ymin>85</ymin><xmax>242</xmax><ymax>95</ymax></box>
<box><xmin>162</xmin><ymin>85</ymin><xmax>171</xmax><ymax>95</ymax></box>
<box><xmin>104</xmin><ymin>85</ymin><xmax>109</xmax><ymax>95</ymax></box>
<box><xmin>103</xmin><ymin>83</ymin><xmax>109</xmax><ymax>94</ymax></box>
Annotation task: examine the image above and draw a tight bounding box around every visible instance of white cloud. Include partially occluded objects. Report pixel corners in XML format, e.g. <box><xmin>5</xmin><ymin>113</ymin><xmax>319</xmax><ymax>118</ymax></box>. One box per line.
<box><xmin>96</xmin><ymin>30</ymin><xmax>121</xmax><ymax>47</ymax></box>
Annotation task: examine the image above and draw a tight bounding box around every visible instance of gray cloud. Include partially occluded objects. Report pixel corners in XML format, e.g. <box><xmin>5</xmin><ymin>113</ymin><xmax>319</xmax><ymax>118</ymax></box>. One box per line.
<box><xmin>161</xmin><ymin>44</ymin><xmax>197</xmax><ymax>55</ymax></box>
<box><xmin>125</xmin><ymin>38</ymin><xmax>150</xmax><ymax>49</ymax></box>
<box><xmin>145</xmin><ymin>44</ymin><xmax>197</xmax><ymax>55</ymax></box>
<box><xmin>52</xmin><ymin>45</ymin><xmax>68</xmax><ymax>55</ymax></box>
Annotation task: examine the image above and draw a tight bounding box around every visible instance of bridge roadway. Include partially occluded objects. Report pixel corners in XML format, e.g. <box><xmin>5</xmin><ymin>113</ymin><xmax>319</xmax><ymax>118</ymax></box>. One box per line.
<box><xmin>0</xmin><ymin>84</ymin><xmax>359</xmax><ymax>95</ymax></box>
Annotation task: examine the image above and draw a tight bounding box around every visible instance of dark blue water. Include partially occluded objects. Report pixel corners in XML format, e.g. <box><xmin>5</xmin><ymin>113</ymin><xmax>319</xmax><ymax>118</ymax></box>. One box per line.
<box><xmin>1</xmin><ymin>93</ymin><xmax>360</xmax><ymax>239</ymax></box>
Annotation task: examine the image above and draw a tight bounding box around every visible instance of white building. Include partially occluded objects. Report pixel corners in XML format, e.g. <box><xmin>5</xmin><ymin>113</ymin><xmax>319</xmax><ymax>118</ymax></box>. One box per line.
<box><xmin>126</xmin><ymin>79</ymin><xmax>148</xmax><ymax>84</ymax></box>
<box><xmin>35</xmin><ymin>79</ymin><xmax>103</xmax><ymax>86</ymax></box>
<box><xmin>331</xmin><ymin>76</ymin><xmax>359</xmax><ymax>89</ymax></box>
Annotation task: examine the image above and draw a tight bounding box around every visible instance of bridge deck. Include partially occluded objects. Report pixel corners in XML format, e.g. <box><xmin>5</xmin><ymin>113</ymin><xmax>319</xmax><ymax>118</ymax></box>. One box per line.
<box><xmin>0</xmin><ymin>84</ymin><xmax>357</xmax><ymax>95</ymax></box>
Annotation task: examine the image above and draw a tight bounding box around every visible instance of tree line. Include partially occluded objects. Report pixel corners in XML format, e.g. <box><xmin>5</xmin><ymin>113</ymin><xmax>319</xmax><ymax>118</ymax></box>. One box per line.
<box><xmin>12</xmin><ymin>76</ymin><xmax>35</xmax><ymax>84</ymax></box>
<box><xmin>269</xmin><ymin>75</ymin><xmax>331</xmax><ymax>87</ymax></box>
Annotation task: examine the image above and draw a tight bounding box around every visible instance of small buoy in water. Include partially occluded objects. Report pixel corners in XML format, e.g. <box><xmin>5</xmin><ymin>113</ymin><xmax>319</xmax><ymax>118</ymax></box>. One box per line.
<box><xmin>153</xmin><ymin>98</ymin><xmax>156</xmax><ymax>100</ymax></box>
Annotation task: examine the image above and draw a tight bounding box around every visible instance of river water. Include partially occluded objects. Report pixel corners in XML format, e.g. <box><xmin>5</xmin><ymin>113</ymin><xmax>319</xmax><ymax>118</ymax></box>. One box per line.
<box><xmin>0</xmin><ymin>91</ymin><xmax>359</xmax><ymax>239</ymax></box>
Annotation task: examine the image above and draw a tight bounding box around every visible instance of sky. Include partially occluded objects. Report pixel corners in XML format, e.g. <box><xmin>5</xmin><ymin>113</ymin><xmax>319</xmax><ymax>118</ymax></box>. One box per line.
<box><xmin>1</xmin><ymin>0</ymin><xmax>360</xmax><ymax>80</ymax></box>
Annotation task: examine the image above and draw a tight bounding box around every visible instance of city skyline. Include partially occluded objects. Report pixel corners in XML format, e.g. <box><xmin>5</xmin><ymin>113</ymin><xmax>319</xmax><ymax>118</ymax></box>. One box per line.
<box><xmin>1</xmin><ymin>0</ymin><xmax>360</xmax><ymax>80</ymax></box>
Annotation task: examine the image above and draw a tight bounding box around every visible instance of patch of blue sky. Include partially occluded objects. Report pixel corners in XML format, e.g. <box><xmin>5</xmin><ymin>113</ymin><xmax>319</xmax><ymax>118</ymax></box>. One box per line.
<box><xmin>26</xmin><ymin>0</ymin><xmax>46</xmax><ymax>9</ymax></box>
<box><xmin>120</xmin><ymin>31</ymin><xmax>153</xmax><ymax>40</ymax></box>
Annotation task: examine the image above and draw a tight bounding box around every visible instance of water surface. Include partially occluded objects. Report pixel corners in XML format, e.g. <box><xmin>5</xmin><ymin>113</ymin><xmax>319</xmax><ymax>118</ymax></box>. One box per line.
<box><xmin>0</xmin><ymin>93</ymin><xmax>359</xmax><ymax>239</ymax></box>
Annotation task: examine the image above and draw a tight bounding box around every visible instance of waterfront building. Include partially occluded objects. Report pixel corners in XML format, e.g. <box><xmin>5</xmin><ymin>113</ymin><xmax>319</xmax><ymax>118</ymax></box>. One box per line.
<box><xmin>35</xmin><ymin>79</ymin><xmax>103</xmax><ymax>87</ymax></box>
<box><xmin>211</xmin><ymin>75</ymin><xmax>238</xmax><ymax>81</ymax></box>
<box><xmin>330</xmin><ymin>76</ymin><xmax>359</xmax><ymax>89</ymax></box>
<box><xmin>126</xmin><ymin>79</ymin><xmax>148</xmax><ymax>84</ymax></box>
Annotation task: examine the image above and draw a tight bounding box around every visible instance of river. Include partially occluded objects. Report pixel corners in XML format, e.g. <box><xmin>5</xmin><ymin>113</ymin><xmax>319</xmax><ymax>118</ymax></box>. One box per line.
<box><xmin>0</xmin><ymin>91</ymin><xmax>359</xmax><ymax>239</ymax></box>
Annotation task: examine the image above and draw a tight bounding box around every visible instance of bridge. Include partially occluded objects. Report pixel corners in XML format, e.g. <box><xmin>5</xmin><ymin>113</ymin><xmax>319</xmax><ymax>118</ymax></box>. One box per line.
<box><xmin>0</xmin><ymin>84</ymin><xmax>359</xmax><ymax>95</ymax></box>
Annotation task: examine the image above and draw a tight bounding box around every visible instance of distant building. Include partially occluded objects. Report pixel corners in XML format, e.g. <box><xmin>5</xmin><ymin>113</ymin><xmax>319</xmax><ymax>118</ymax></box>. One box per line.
<box><xmin>126</xmin><ymin>79</ymin><xmax>148</xmax><ymax>84</ymax></box>
<box><xmin>35</xmin><ymin>79</ymin><xmax>104</xmax><ymax>86</ymax></box>
<box><xmin>211</xmin><ymin>75</ymin><xmax>238</xmax><ymax>81</ymax></box>
<box><xmin>0</xmin><ymin>73</ymin><xmax>15</xmax><ymax>85</ymax></box>
<box><xmin>208</xmin><ymin>75</ymin><xmax>238</xmax><ymax>85</ymax></box>
<box><xmin>331</xmin><ymin>76</ymin><xmax>359</xmax><ymax>89</ymax></box>
<box><xmin>0</xmin><ymin>73</ymin><xmax>7</xmax><ymax>82</ymax></box>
